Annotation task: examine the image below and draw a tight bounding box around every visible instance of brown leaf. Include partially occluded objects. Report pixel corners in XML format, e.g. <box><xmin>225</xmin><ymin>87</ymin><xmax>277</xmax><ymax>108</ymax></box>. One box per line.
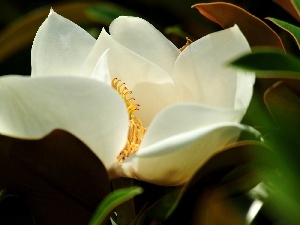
<box><xmin>193</xmin><ymin>2</ymin><xmax>285</xmax><ymax>51</ymax></box>
<box><xmin>164</xmin><ymin>141</ymin><xmax>271</xmax><ymax>225</ymax></box>
<box><xmin>264</xmin><ymin>80</ymin><xmax>300</xmax><ymax>133</ymax></box>
<box><xmin>273</xmin><ymin>0</ymin><xmax>300</xmax><ymax>22</ymax></box>
<box><xmin>0</xmin><ymin>129</ymin><xmax>110</xmax><ymax>225</ymax></box>
<box><xmin>191</xmin><ymin>188</ymin><xmax>246</xmax><ymax>225</ymax></box>
<box><xmin>186</xmin><ymin>141</ymin><xmax>270</xmax><ymax>191</ymax></box>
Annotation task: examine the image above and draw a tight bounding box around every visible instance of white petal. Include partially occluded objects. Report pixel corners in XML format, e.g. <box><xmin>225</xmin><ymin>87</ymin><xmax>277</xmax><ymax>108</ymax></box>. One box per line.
<box><xmin>0</xmin><ymin>76</ymin><xmax>128</xmax><ymax>169</ymax></box>
<box><xmin>119</xmin><ymin>122</ymin><xmax>248</xmax><ymax>185</ymax></box>
<box><xmin>115</xmin><ymin>103</ymin><xmax>249</xmax><ymax>185</ymax></box>
<box><xmin>109</xmin><ymin>16</ymin><xmax>180</xmax><ymax>74</ymax></box>
<box><xmin>172</xmin><ymin>25</ymin><xmax>254</xmax><ymax>110</ymax></box>
<box><xmin>139</xmin><ymin>103</ymin><xmax>243</xmax><ymax>150</ymax></box>
<box><xmin>80</xmin><ymin>28</ymin><xmax>110</xmax><ymax>77</ymax></box>
<box><xmin>91</xmin><ymin>49</ymin><xmax>111</xmax><ymax>85</ymax></box>
<box><xmin>84</xmin><ymin>29</ymin><xmax>178</xmax><ymax>125</ymax></box>
<box><xmin>103</xmin><ymin>35</ymin><xmax>179</xmax><ymax>125</ymax></box>
<box><xmin>234</xmin><ymin>70</ymin><xmax>255</xmax><ymax>110</ymax></box>
<box><xmin>31</xmin><ymin>10</ymin><xmax>96</xmax><ymax>77</ymax></box>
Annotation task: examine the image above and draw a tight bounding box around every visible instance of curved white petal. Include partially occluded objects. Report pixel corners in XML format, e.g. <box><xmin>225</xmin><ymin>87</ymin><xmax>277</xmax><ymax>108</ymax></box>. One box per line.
<box><xmin>88</xmin><ymin>29</ymin><xmax>178</xmax><ymax>125</ymax></box>
<box><xmin>172</xmin><ymin>25</ymin><xmax>254</xmax><ymax>110</ymax></box>
<box><xmin>235</xmin><ymin>70</ymin><xmax>255</xmax><ymax>110</ymax></box>
<box><xmin>80</xmin><ymin>28</ymin><xmax>110</xmax><ymax>77</ymax></box>
<box><xmin>106</xmin><ymin>47</ymin><xmax>179</xmax><ymax>125</ymax></box>
<box><xmin>0</xmin><ymin>76</ymin><xmax>128</xmax><ymax>169</ymax></box>
<box><xmin>118</xmin><ymin>122</ymin><xmax>248</xmax><ymax>185</ymax></box>
<box><xmin>91</xmin><ymin>49</ymin><xmax>111</xmax><ymax>85</ymax></box>
<box><xmin>109</xmin><ymin>16</ymin><xmax>180</xmax><ymax>74</ymax></box>
<box><xmin>139</xmin><ymin>103</ymin><xmax>243</xmax><ymax>151</ymax></box>
<box><xmin>31</xmin><ymin>10</ymin><xmax>96</xmax><ymax>77</ymax></box>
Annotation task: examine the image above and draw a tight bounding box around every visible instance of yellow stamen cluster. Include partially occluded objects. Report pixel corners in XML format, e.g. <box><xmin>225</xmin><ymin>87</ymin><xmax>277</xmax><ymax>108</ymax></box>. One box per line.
<box><xmin>112</xmin><ymin>78</ymin><xmax>147</xmax><ymax>162</ymax></box>
<box><xmin>180</xmin><ymin>37</ymin><xmax>192</xmax><ymax>52</ymax></box>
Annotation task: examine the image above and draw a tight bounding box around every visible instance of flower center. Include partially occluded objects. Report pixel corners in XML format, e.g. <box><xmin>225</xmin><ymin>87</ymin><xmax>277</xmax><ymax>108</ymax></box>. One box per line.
<box><xmin>112</xmin><ymin>78</ymin><xmax>147</xmax><ymax>162</ymax></box>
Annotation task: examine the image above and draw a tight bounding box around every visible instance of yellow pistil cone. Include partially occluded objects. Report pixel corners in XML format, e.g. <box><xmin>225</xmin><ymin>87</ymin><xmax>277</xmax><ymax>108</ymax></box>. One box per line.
<box><xmin>112</xmin><ymin>78</ymin><xmax>147</xmax><ymax>162</ymax></box>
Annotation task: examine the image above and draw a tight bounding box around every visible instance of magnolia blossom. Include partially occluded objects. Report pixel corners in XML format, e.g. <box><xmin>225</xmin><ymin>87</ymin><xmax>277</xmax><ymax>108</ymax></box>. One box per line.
<box><xmin>0</xmin><ymin>10</ymin><xmax>255</xmax><ymax>185</ymax></box>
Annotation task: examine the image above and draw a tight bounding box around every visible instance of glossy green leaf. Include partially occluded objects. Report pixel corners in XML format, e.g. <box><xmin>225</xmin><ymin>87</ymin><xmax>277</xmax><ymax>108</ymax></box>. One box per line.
<box><xmin>263</xmin><ymin>80</ymin><xmax>300</xmax><ymax>223</ymax></box>
<box><xmin>148</xmin><ymin>188</ymin><xmax>183</xmax><ymax>222</ymax></box>
<box><xmin>230</xmin><ymin>48</ymin><xmax>300</xmax><ymax>79</ymax></box>
<box><xmin>85</xmin><ymin>3</ymin><xmax>140</xmax><ymax>26</ymax></box>
<box><xmin>294</xmin><ymin>0</ymin><xmax>300</xmax><ymax>12</ymax></box>
<box><xmin>89</xmin><ymin>187</ymin><xmax>143</xmax><ymax>225</ymax></box>
<box><xmin>193</xmin><ymin>2</ymin><xmax>285</xmax><ymax>50</ymax></box>
<box><xmin>267</xmin><ymin>17</ymin><xmax>300</xmax><ymax>48</ymax></box>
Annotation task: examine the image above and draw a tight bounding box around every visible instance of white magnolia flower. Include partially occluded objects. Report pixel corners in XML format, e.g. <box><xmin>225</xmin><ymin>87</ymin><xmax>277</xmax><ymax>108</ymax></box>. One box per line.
<box><xmin>0</xmin><ymin>10</ymin><xmax>256</xmax><ymax>185</ymax></box>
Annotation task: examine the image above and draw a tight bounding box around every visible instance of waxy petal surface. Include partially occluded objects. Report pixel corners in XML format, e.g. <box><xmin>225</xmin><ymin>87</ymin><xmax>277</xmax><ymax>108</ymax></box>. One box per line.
<box><xmin>234</xmin><ymin>70</ymin><xmax>255</xmax><ymax>110</ymax></box>
<box><xmin>0</xmin><ymin>76</ymin><xmax>128</xmax><ymax>169</ymax></box>
<box><xmin>109</xmin><ymin>16</ymin><xmax>180</xmax><ymax>75</ymax></box>
<box><xmin>10</xmin><ymin>11</ymin><xmax>256</xmax><ymax>187</ymax></box>
<box><xmin>94</xmin><ymin>30</ymin><xmax>179</xmax><ymax>125</ymax></box>
<box><xmin>91</xmin><ymin>49</ymin><xmax>111</xmax><ymax>85</ymax></box>
<box><xmin>31</xmin><ymin>10</ymin><xmax>96</xmax><ymax>77</ymax></box>
<box><xmin>116</xmin><ymin>103</ymin><xmax>249</xmax><ymax>185</ymax></box>
<box><xmin>139</xmin><ymin>103</ymin><xmax>243</xmax><ymax>151</ymax></box>
<box><xmin>172</xmin><ymin>25</ymin><xmax>254</xmax><ymax>110</ymax></box>
<box><xmin>120</xmin><ymin>123</ymin><xmax>247</xmax><ymax>185</ymax></box>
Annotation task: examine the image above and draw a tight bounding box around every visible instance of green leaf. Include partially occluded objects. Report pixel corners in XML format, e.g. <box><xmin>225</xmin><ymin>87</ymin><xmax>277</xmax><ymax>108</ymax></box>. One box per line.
<box><xmin>148</xmin><ymin>188</ymin><xmax>183</xmax><ymax>222</ymax></box>
<box><xmin>85</xmin><ymin>3</ymin><xmax>140</xmax><ymax>26</ymax></box>
<box><xmin>164</xmin><ymin>25</ymin><xmax>190</xmax><ymax>39</ymax></box>
<box><xmin>267</xmin><ymin>17</ymin><xmax>300</xmax><ymax>48</ymax></box>
<box><xmin>89</xmin><ymin>187</ymin><xmax>143</xmax><ymax>225</ymax></box>
<box><xmin>230</xmin><ymin>48</ymin><xmax>300</xmax><ymax>79</ymax></box>
<box><xmin>293</xmin><ymin>0</ymin><xmax>300</xmax><ymax>12</ymax></box>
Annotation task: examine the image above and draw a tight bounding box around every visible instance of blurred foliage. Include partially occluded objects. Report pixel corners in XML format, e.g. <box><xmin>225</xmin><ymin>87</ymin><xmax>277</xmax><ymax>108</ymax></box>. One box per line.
<box><xmin>0</xmin><ymin>0</ymin><xmax>300</xmax><ymax>225</ymax></box>
<box><xmin>230</xmin><ymin>48</ymin><xmax>300</xmax><ymax>76</ymax></box>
